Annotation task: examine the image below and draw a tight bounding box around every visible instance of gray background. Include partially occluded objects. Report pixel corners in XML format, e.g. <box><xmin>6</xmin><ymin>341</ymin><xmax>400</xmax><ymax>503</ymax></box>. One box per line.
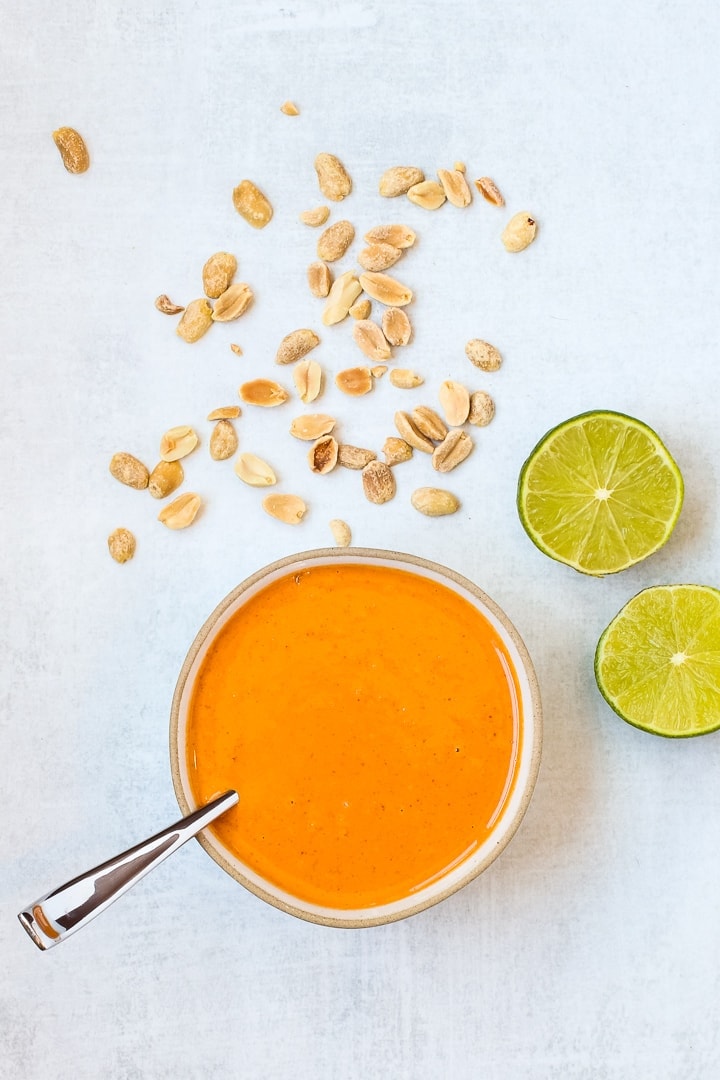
<box><xmin>2</xmin><ymin>1</ymin><xmax>719</xmax><ymax>1077</ymax></box>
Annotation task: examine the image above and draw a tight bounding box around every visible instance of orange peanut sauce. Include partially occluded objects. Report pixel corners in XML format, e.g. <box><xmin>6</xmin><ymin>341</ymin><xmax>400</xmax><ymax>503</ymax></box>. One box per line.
<box><xmin>186</xmin><ymin>564</ymin><xmax>521</xmax><ymax>909</ymax></box>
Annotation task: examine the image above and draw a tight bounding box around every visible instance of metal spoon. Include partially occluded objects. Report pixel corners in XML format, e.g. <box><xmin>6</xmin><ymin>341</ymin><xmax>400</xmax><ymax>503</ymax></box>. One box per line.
<box><xmin>18</xmin><ymin>789</ymin><xmax>238</xmax><ymax>950</ymax></box>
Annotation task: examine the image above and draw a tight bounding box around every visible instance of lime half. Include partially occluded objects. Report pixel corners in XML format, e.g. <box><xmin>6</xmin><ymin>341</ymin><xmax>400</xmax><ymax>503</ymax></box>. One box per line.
<box><xmin>595</xmin><ymin>585</ymin><xmax>720</xmax><ymax>737</ymax></box>
<box><xmin>517</xmin><ymin>411</ymin><xmax>683</xmax><ymax>576</ymax></box>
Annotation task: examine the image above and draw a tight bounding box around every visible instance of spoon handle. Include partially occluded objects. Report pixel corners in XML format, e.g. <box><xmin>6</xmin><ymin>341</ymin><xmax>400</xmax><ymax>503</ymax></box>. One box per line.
<box><xmin>18</xmin><ymin>790</ymin><xmax>239</xmax><ymax>951</ymax></box>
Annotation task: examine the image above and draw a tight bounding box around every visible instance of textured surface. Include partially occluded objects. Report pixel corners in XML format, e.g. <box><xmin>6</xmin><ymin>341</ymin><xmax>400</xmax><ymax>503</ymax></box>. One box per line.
<box><xmin>2</xmin><ymin>1</ymin><xmax>720</xmax><ymax>1077</ymax></box>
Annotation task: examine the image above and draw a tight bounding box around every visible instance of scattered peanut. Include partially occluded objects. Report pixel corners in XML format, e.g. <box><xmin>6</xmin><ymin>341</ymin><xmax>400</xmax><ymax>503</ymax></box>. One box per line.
<box><xmin>275</xmin><ymin>328</ymin><xmax>320</xmax><ymax>365</ymax></box>
<box><xmin>432</xmin><ymin>429</ymin><xmax>474</xmax><ymax>473</ymax></box>
<box><xmin>209</xmin><ymin>420</ymin><xmax>238</xmax><ymax>461</ymax></box>
<box><xmin>202</xmin><ymin>252</ymin><xmax>237</xmax><ymax>299</ymax></box>
<box><xmin>389</xmin><ymin>369</ymin><xmax>424</xmax><ymax>388</ymax></box>
<box><xmin>109</xmin><ymin>452</ymin><xmax>149</xmax><ymax>490</ymax></box>
<box><xmin>280</xmin><ymin>100</ymin><xmax>300</xmax><ymax>116</ymax></box>
<box><xmin>307</xmin><ymin>261</ymin><xmax>332</xmax><ymax>298</ymax></box>
<box><xmin>158</xmin><ymin>492</ymin><xmax>202</xmax><ymax>530</ymax></box>
<box><xmin>155</xmin><ymin>295</ymin><xmax>184</xmax><ymax>315</ymax></box>
<box><xmin>394</xmin><ymin>411</ymin><xmax>434</xmax><ymax>453</ymax></box>
<box><xmin>329</xmin><ymin>519</ymin><xmax>352</xmax><ymax>547</ymax></box>
<box><xmin>230</xmin><ymin>343</ymin><xmax>243</xmax><ymax>355</ymax></box>
<box><xmin>439</xmin><ymin>380</ymin><xmax>470</xmax><ymax>426</ymax></box>
<box><xmin>352</xmin><ymin>319</ymin><xmax>391</xmax><ymax>362</ymax></box>
<box><xmin>289</xmin><ymin>414</ymin><xmax>336</xmax><ymax>440</ymax></box>
<box><xmin>317</xmin><ymin>220</ymin><xmax>355</xmax><ymax>262</ymax></box>
<box><xmin>358</xmin><ymin>272</ymin><xmax>412</xmax><ymax>306</ymax></box>
<box><xmin>357</xmin><ymin>243</ymin><xmax>403</xmax><ymax>272</ymax></box>
<box><xmin>52</xmin><ymin>127</ymin><xmax>90</xmax><ymax>173</ymax></box>
<box><xmin>207</xmin><ymin>406</ymin><xmax>241</xmax><ymax>420</ymax></box>
<box><xmin>379</xmin><ymin>166</ymin><xmax>425</xmax><ymax>197</ymax></box>
<box><xmin>411</xmin><ymin>405</ymin><xmax>447</xmax><ymax>442</ymax></box>
<box><xmin>314</xmin><ymin>153</ymin><xmax>352</xmax><ymax>201</ymax></box>
<box><xmin>300</xmin><ymin>206</ymin><xmax>330</xmax><ymax>227</ymax></box>
<box><xmin>411</xmin><ymin>487</ymin><xmax>460</xmax><ymax>517</ymax></box>
<box><xmin>362</xmin><ymin>460</ymin><xmax>396</xmax><ymax>505</ymax></box>
<box><xmin>335</xmin><ymin>366</ymin><xmax>374</xmax><ymax>396</ymax></box>
<box><xmin>407</xmin><ymin>180</ymin><xmax>446</xmax><ymax>210</ymax></box>
<box><xmin>107</xmin><ymin>527</ymin><xmax>136</xmax><ymax>563</ymax></box>
<box><xmin>465</xmin><ymin>339</ymin><xmax>503</xmax><ymax>371</ymax></box>
<box><xmin>437</xmin><ymin>169</ymin><xmax>472</xmax><ymax>208</ymax></box>
<box><xmin>308</xmin><ymin>435</ymin><xmax>339</xmax><ymax>474</ymax></box>
<box><xmin>364</xmin><ymin>224</ymin><xmax>416</xmax><ymax>248</ymax></box>
<box><xmin>475</xmin><ymin>177</ymin><xmax>505</xmax><ymax>206</ymax></box>
<box><xmin>232</xmin><ymin>179</ymin><xmax>273</xmax><ymax>229</ymax></box>
<box><xmin>176</xmin><ymin>299</ymin><xmax>213</xmax><ymax>343</ymax></box>
<box><xmin>235</xmin><ymin>453</ymin><xmax>277</xmax><ymax>487</ymax></box>
<box><xmin>383</xmin><ymin>437</ymin><xmax>413</xmax><ymax>465</ymax></box>
<box><xmin>501</xmin><ymin>212</ymin><xmax>537</xmax><ymax>252</ymax></box>
<box><xmin>382</xmin><ymin>307</ymin><xmax>412</xmax><ymax>346</ymax></box>
<box><xmin>322</xmin><ymin>271</ymin><xmax>362</xmax><ymax>325</ymax></box>
<box><xmin>293</xmin><ymin>359</ymin><xmax>323</xmax><ymax>403</ymax></box>
<box><xmin>468</xmin><ymin>390</ymin><xmax>495</xmax><ymax>426</ymax></box>
<box><xmin>371</xmin><ymin>364</ymin><xmax>388</xmax><ymax>378</ymax></box>
<box><xmin>349</xmin><ymin>298</ymin><xmax>371</xmax><ymax>320</ymax></box>
<box><xmin>262</xmin><ymin>493</ymin><xmax>307</xmax><ymax>524</ymax></box>
<box><xmin>148</xmin><ymin>459</ymin><xmax>184</xmax><ymax>499</ymax></box>
<box><xmin>159</xmin><ymin>426</ymin><xmax>199</xmax><ymax>462</ymax></box>
<box><xmin>338</xmin><ymin>445</ymin><xmax>376</xmax><ymax>470</ymax></box>
<box><xmin>239</xmin><ymin>379</ymin><xmax>289</xmax><ymax>407</ymax></box>
<box><xmin>211</xmin><ymin>283</ymin><xmax>253</xmax><ymax>322</ymax></box>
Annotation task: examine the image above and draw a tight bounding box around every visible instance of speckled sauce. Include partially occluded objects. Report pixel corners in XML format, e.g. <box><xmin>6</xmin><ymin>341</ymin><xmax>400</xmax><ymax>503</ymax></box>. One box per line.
<box><xmin>186</xmin><ymin>564</ymin><xmax>521</xmax><ymax>909</ymax></box>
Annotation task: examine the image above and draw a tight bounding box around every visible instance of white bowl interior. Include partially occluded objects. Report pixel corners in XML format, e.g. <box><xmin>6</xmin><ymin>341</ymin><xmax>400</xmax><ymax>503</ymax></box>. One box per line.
<box><xmin>170</xmin><ymin>548</ymin><xmax>542</xmax><ymax>926</ymax></box>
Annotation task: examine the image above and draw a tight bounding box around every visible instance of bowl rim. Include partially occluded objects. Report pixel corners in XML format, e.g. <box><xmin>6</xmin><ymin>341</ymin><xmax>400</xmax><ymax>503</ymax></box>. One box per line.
<box><xmin>169</xmin><ymin>546</ymin><xmax>542</xmax><ymax>927</ymax></box>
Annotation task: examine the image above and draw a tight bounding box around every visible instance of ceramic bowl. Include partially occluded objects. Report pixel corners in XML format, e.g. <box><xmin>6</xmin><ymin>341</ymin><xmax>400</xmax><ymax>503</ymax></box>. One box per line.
<box><xmin>170</xmin><ymin>548</ymin><xmax>542</xmax><ymax>926</ymax></box>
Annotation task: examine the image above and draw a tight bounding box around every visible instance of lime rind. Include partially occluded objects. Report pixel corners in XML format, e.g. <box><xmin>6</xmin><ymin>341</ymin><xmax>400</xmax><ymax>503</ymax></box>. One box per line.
<box><xmin>518</xmin><ymin>410</ymin><xmax>684</xmax><ymax>576</ymax></box>
<box><xmin>595</xmin><ymin>584</ymin><xmax>720</xmax><ymax>738</ymax></box>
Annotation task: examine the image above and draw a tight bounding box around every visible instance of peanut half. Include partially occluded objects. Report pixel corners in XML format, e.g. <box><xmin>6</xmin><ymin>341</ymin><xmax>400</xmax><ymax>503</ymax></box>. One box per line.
<box><xmin>338</xmin><ymin>445</ymin><xmax>376</xmax><ymax>470</ymax></box>
<box><xmin>206</xmin><ymin>406</ymin><xmax>241</xmax><ymax>420</ymax></box>
<box><xmin>289</xmin><ymin>414</ymin><xmax>336</xmax><ymax>440</ymax></box>
<box><xmin>358</xmin><ymin>272</ymin><xmax>412</xmax><ymax>307</ymax></box>
<box><xmin>160</xmin><ymin>426</ymin><xmax>199</xmax><ymax>461</ymax></box>
<box><xmin>211</xmin><ymin>283</ymin><xmax>253</xmax><ymax>322</ymax></box>
<box><xmin>437</xmin><ymin>168</ymin><xmax>472</xmax><ymax>208</ymax></box>
<box><xmin>383</xmin><ymin>437</ymin><xmax>413</xmax><ymax>465</ymax></box>
<box><xmin>357</xmin><ymin>243</ymin><xmax>403</xmax><ymax>272</ymax></box>
<box><xmin>474</xmin><ymin>177</ymin><xmax>505</xmax><ymax>206</ymax></box>
<box><xmin>308</xmin><ymin>435</ymin><xmax>339</xmax><ymax>474</ymax></box>
<box><xmin>235</xmin><ymin>453</ymin><xmax>277</xmax><ymax>487</ymax></box>
<box><xmin>394</xmin><ymin>411</ymin><xmax>434</xmax><ymax>453</ymax></box>
<box><xmin>389</xmin><ymin>369</ymin><xmax>423</xmax><ymax>388</ymax></box>
<box><xmin>293</xmin><ymin>359</ymin><xmax>323</xmax><ymax>403</ymax></box>
<box><xmin>158</xmin><ymin>492</ymin><xmax>202</xmax><ymax>529</ymax></box>
<box><xmin>364</xmin><ymin>224</ymin><xmax>416</xmax><ymax>249</ymax></box>
<box><xmin>262</xmin><ymin>493</ymin><xmax>307</xmax><ymax>524</ymax></box>
<box><xmin>411</xmin><ymin>405</ymin><xmax>447</xmax><ymax>441</ymax></box>
<box><xmin>239</xmin><ymin>379</ymin><xmax>289</xmax><ymax>407</ymax></box>
<box><xmin>432</xmin><ymin>430</ymin><xmax>474</xmax><ymax>473</ymax></box>
<box><xmin>300</xmin><ymin>206</ymin><xmax>330</xmax><ymax>227</ymax></box>
<box><xmin>468</xmin><ymin>390</ymin><xmax>495</xmax><ymax>426</ymax></box>
<box><xmin>322</xmin><ymin>271</ymin><xmax>362</xmax><ymax>326</ymax></box>
<box><xmin>439</xmin><ymin>381</ymin><xmax>470</xmax><ymax>426</ymax></box>
<box><xmin>307</xmin><ymin>261</ymin><xmax>332</xmax><ymax>298</ymax></box>
<box><xmin>352</xmin><ymin>320</ymin><xmax>391</xmax><ymax>362</ymax></box>
<box><xmin>335</xmin><ymin>367</ymin><xmax>373</xmax><ymax>396</ymax></box>
<box><xmin>382</xmin><ymin>307</ymin><xmax>412</xmax><ymax>346</ymax></box>
<box><xmin>407</xmin><ymin>180</ymin><xmax>446</xmax><ymax>210</ymax></box>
